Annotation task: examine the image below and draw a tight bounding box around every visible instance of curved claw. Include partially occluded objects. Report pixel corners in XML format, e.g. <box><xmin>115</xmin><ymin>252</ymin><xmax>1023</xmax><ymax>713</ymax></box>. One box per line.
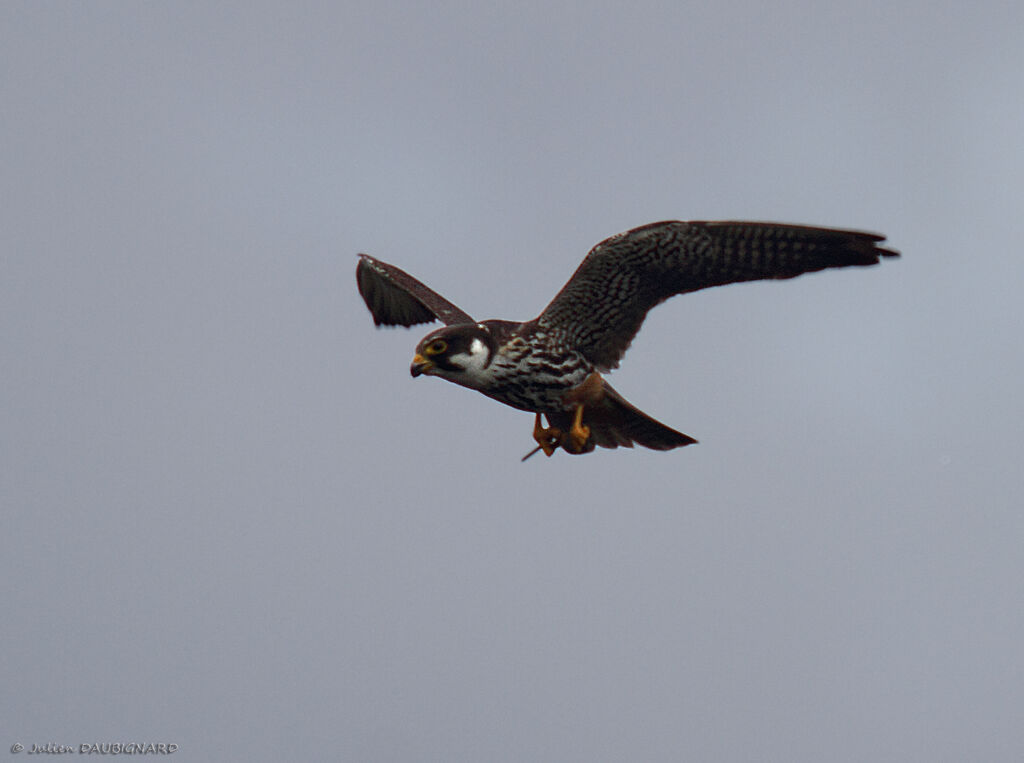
<box><xmin>523</xmin><ymin>408</ymin><xmax>593</xmax><ymax>461</ymax></box>
<box><xmin>565</xmin><ymin>404</ymin><xmax>591</xmax><ymax>453</ymax></box>
<box><xmin>530</xmin><ymin>412</ymin><xmax>562</xmax><ymax>458</ymax></box>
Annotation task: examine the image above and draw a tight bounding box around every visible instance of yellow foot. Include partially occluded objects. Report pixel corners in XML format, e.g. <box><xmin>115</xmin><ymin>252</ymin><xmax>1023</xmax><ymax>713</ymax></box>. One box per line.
<box><xmin>531</xmin><ymin>412</ymin><xmax>562</xmax><ymax>457</ymax></box>
<box><xmin>565</xmin><ymin>404</ymin><xmax>591</xmax><ymax>453</ymax></box>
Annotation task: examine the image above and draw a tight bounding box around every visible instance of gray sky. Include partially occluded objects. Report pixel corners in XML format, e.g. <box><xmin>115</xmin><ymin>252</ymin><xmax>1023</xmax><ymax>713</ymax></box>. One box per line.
<box><xmin>3</xmin><ymin>2</ymin><xmax>1023</xmax><ymax>761</ymax></box>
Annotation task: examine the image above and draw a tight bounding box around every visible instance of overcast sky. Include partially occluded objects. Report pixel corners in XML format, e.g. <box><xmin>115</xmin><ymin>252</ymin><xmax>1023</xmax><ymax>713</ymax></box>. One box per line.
<box><xmin>3</xmin><ymin>2</ymin><xmax>1023</xmax><ymax>761</ymax></box>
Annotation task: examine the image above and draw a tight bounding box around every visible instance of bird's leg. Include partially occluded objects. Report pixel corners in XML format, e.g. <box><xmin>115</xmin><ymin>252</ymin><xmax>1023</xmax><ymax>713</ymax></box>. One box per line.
<box><xmin>527</xmin><ymin>412</ymin><xmax>562</xmax><ymax>458</ymax></box>
<box><xmin>564</xmin><ymin>403</ymin><xmax>591</xmax><ymax>453</ymax></box>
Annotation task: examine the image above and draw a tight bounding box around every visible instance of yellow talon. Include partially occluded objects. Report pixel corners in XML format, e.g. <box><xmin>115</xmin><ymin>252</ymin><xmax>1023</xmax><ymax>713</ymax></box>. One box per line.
<box><xmin>567</xmin><ymin>404</ymin><xmax>591</xmax><ymax>453</ymax></box>
<box><xmin>523</xmin><ymin>407</ymin><xmax>590</xmax><ymax>461</ymax></box>
<box><xmin>531</xmin><ymin>412</ymin><xmax>561</xmax><ymax>457</ymax></box>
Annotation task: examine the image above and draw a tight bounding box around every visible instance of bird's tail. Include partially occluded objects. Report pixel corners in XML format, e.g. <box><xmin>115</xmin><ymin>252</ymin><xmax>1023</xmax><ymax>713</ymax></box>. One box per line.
<box><xmin>544</xmin><ymin>379</ymin><xmax>697</xmax><ymax>455</ymax></box>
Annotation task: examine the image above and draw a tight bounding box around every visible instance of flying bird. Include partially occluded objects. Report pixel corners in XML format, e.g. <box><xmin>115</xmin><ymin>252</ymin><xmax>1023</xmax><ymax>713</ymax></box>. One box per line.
<box><xmin>357</xmin><ymin>220</ymin><xmax>897</xmax><ymax>459</ymax></box>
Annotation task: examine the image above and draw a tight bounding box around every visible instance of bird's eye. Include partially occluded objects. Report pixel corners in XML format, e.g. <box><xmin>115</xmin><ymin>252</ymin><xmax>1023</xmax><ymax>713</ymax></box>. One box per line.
<box><xmin>426</xmin><ymin>340</ymin><xmax>447</xmax><ymax>355</ymax></box>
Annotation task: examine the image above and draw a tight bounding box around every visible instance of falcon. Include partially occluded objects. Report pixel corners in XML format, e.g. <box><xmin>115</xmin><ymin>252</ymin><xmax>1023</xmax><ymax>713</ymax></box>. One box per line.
<box><xmin>356</xmin><ymin>220</ymin><xmax>897</xmax><ymax>459</ymax></box>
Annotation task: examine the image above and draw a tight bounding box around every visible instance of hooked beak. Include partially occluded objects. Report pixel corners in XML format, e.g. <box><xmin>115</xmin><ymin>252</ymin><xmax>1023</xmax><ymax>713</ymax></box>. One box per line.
<box><xmin>410</xmin><ymin>353</ymin><xmax>434</xmax><ymax>377</ymax></box>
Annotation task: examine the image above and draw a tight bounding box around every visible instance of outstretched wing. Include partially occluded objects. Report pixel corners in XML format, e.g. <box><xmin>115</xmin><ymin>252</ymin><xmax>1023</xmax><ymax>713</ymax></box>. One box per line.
<box><xmin>356</xmin><ymin>254</ymin><xmax>475</xmax><ymax>327</ymax></box>
<box><xmin>537</xmin><ymin>220</ymin><xmax>898</xmax><ymax>370</ymax></box>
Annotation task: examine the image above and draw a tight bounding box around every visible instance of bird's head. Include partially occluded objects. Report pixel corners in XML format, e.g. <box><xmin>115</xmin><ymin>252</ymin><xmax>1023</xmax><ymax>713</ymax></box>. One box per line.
<box><xmin>410</xmin><ymin>324</ymin><xmax>494</xmax><ymax>389</ymax></box>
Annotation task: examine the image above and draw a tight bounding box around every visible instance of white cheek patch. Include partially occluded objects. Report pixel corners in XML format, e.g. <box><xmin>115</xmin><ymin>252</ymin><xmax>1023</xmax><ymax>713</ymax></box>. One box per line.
<box><xmin>447</xmin><ymin>338</ymin><xmax>490</xmax><ymax>377</ymax></box>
